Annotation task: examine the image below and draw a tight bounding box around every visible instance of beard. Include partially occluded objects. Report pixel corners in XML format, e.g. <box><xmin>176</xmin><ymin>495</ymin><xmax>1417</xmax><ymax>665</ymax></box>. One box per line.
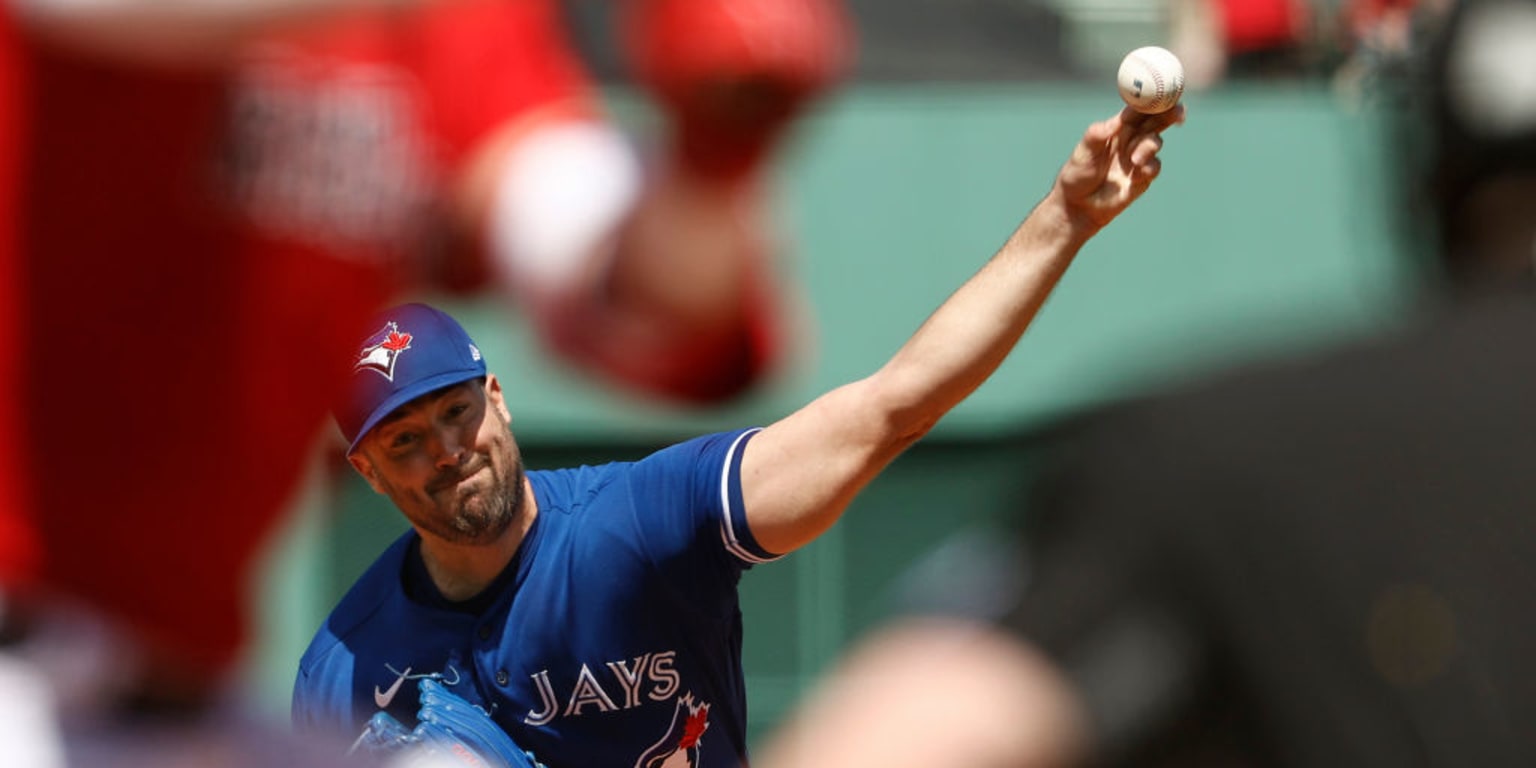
<box><xmin>423</xmin><ymin>452</ymin><xmax>526</xmax><ymax>546</ymax></box>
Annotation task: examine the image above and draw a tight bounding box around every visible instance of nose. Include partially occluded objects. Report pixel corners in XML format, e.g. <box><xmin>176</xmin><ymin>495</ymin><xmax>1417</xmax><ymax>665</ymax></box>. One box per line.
<box><xmin>430</xmin><ymin>429</ymin><xmax>469</xmax><ymax>470</ymax></box>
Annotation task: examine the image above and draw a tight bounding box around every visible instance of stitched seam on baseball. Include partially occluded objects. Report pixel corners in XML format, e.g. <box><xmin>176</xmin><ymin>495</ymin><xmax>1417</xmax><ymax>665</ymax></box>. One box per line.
<box><xmin>1147</xmin><ymin>61</ymin><xmax>1165</xmax><ymax>101</ymax></box>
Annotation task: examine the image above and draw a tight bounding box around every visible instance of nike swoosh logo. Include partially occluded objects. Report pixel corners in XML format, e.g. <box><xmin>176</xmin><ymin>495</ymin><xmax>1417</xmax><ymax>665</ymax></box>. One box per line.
<box><xmin>373</xmin><ymin>666</ymin><xmax>412</xmax><ymax>709</ymax></box>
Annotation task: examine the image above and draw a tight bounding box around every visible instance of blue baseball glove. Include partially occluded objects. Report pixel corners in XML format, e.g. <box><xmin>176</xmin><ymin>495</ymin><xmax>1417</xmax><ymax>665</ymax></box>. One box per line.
<box><xmin>351</xmin><ymin>678</ymin><xmax>544</xmax><ymax>768</ymax></box>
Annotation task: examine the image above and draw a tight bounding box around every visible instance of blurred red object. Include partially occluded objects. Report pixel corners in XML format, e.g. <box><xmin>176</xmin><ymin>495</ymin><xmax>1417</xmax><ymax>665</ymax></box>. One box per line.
<box><xmin>1219</xmin><ymin>0</ymin><xmax>1311</xmax><ymax>55</ymax></box>
<box><xmin>624</xmin><ymin>0</ymin><xmax>853</xmax><ymax>180</ymax></box>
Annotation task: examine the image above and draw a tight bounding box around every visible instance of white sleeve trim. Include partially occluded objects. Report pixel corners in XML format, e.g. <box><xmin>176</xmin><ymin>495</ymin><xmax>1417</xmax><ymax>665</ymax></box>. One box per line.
<box><xmin>717</xmin><ymin>428</ymin><xmax>778</xmax><ymax>565</ymax></box>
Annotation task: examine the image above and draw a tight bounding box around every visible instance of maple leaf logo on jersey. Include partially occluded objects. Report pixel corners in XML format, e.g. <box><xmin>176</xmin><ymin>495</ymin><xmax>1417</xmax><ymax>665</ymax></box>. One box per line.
<box><xmin>355</xmin><ymin>321</ymin><xmax>414</xmax><ymax>381</ymax></box>
<box><xmin>634</xmin><ymin>694</ymin><xmax>710</xmax><ymax>768</ymax></box>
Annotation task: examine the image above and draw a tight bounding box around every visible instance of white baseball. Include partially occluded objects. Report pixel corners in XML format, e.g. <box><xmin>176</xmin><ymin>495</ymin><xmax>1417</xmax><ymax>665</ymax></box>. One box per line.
<box><xmin>1117</xmin><ymin>46</ymin><xmax>1185</xmax><ymax>115</ymax></box>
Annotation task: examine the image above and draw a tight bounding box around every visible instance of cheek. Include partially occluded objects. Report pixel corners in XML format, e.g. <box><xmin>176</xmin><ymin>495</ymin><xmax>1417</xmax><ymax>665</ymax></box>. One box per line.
<box><xmin>488</xmin><ymin>435</ymin><xmax>520</xmax><ymax>476</ymax></box>
<box><xmin>376</xmin><ymin>461</ymin><xmax>431</xmax><ymax>497</ymax></box>
<box><xmin>488</xmin><ymin>435</ymin><xmax>513</xmax><ymax>468</ymax></box>
<box><xmin>479</xmin><ymin>418</ymin><xmax>510</xmax><ymax>452</ymax></box>
<box><xmin>370</xmin><ymin>469</ymin><xmax>402</xmax><ymax>497</ymax></box>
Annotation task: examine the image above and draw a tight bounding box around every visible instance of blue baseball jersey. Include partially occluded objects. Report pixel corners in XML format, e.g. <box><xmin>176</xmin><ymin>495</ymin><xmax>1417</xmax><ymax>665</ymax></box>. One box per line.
<box><xmin>293</xmin><ymin>428</ymin><xmax>780</xmax><ymax>768</ymax></box>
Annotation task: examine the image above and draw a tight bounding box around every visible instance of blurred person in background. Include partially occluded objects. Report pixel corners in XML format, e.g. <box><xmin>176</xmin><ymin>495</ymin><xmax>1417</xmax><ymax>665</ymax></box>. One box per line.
<box><xmin>757</xmin><ymin>1</ymin><xmax>1536</xmax><ymax>766</ymax></box>
<box><xmin>1171</xmin><ymin>0</ymin><xmax>1442</xmax><ymax>96</ymax></box>
<box><xmin>1171</xmin><ymin>0</ymin><xmax>1316</xmax><ymax>87</ymax></box>
<box><xmin>1332</xmin><ymin>0</ymin><xmax>1445</xmax><ymax>103</ymax></box>
<box><xmin>0</xmin><ymin>0</ymin><xmax>847</xmax><ymax>761</ymax></box>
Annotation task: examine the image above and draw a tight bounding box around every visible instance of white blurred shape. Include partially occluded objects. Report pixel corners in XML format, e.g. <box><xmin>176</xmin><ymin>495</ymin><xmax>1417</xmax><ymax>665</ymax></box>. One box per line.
<box><xmin>1447</xmin><ymin>1</ymin><xmax>1536</xmax><ymax>138</ymax></box>
<box><xmin>488</xmin><ymin>120</ymin><xmax>643</xmax><ymax>299</ymax></box>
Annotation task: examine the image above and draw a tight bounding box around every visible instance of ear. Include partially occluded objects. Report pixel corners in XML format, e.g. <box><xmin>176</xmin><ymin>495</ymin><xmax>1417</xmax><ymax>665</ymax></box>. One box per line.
<box><xmin>348</xmin><ymin>452</ymin><xmax>387</xmax><ymax>495</ymax></box>
<box><xmin>484</xmin><ymin>374</ymin><xmax>512</xmax><ymax>425</ymax></box>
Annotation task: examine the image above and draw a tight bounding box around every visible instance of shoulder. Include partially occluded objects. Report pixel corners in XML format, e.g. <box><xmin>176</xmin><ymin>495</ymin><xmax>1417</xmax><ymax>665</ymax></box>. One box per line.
<box><xmin>297</xmin><ymin>531</ymin><xmax>416</xmax><ymax>675</ymax></box>
<box><xmin>527</xmin><ymin>464</ymin><xmax>622</xmax><ymax>515</ymax></box>
<box><xmin>636</xmin><ymin>428</ymin><xmax>761</xmax><ymax>473</ymax></box>
<box><xmin>531</xmin><ymin>429</ymin><xmax>760</xmax><ymax>501</ymax></box>
<box><xmin>618</xmin><ymin>428</ymin><xmax>761</xmax><ymax>510</ymax></box>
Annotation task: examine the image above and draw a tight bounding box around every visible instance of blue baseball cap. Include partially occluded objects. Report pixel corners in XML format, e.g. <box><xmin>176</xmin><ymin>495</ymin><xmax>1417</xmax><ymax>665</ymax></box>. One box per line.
<box><xmin>336</xmin><ymin>303</ymin><xmax>487</xmax><ymax>455</ymax></box>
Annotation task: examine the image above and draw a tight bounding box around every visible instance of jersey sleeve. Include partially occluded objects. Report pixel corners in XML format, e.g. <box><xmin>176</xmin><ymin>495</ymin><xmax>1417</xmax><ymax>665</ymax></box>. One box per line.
<box><xmin>627</xmin><ymin>427</ymin><xmax>780</xmax><ymax>580</ymax></box>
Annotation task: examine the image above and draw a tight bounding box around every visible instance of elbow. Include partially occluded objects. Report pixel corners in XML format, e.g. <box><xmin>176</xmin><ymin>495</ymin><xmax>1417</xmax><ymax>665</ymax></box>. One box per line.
<box><xmin>862</xmin><ymin>374</ymin><xmax>943</xmax><ymax>451</ymax></box>
<box><xmin>890</xmin><ymin>411</ymin><xmax>939</xmax><ymax>451</ymax></box>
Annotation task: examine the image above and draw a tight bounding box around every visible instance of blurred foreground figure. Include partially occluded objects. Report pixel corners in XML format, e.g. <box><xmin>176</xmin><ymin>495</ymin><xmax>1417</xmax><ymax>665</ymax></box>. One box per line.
<box><xmin>0</xmin><ymin>0</ymin><xmax>846</xmax><ymax>763</ymax></box>
<box><xmin>5</xmin><ymin>0</ymin><xmax>846</xmax><ymax>708</ymax></box>
<box><xmin>758</xmin><ymin>2</ymin><xmax>1536</xmax><ymax>767</ymax></box>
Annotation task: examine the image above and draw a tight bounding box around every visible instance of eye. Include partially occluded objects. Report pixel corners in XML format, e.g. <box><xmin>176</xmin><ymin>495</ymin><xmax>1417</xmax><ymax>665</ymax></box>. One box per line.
<box><xmin>446</xmin><ymin>403</ymin><xmax>470</xmax><ymax>419</ymax></box>
<box><xmin>389</xmin><ymin>431</ymin><xmax>420</xmax><ymax>450</ymax></box>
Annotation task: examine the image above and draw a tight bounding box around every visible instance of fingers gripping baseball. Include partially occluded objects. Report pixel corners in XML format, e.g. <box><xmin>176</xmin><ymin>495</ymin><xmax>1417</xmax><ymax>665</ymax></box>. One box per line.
<box><xmin>1057</xmin><ymin>105</ymin><xmax>1183</xmax><ymax>231</ymax></box>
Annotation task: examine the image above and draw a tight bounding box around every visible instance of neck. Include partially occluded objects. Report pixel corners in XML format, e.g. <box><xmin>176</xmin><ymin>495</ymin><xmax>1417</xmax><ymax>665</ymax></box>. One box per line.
<box><xmin>418</xmin><ymin>476</ymin><xmax>538</xmax><ymax>602</ymax></box>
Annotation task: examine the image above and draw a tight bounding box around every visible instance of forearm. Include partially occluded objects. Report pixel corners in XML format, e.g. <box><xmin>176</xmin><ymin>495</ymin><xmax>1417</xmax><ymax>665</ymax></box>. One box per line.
<box><xmin>740</xmin><ymin>190</ymin><xmax>1098</xmax><ymax>555</ymax></box>
<box><xmin>868</xmin><ymin>101</ymin><xmax>1183</xmax><ymax>435</ymax></box>
<box><xmin>871</xmin><ymin>186</ymin><xmax>1096</xmax><ymax>438</ymax></box>
<box><xmin>741</xmin><ymin>106</ymin><xmax>1179</xmax><ymax>554</ymax></box>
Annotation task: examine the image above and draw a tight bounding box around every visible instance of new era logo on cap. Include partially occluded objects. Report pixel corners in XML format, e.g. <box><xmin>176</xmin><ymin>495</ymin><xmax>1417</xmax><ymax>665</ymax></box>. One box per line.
<box><xmin>335</xmin><ymin>303</ymin><xmax>488</xmax><ymax>454</ymax></box>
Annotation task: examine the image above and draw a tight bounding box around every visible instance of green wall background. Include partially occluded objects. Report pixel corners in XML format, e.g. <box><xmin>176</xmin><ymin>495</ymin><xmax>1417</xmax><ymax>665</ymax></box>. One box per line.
<box><xmin>245</xmin><ymin>83</ymin><xmax>1424</xmax><ymax>744</ymax></box>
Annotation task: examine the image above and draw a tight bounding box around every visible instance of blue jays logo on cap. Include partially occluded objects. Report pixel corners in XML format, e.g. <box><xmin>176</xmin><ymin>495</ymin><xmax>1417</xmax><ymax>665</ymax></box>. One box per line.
<box><xmin>355</xmin><ymin>321</ymin><xmax>415</xmax><ymax>382</ymax></box>
<box><xmin>334</xmin><ymin>303</ymin><xmax>488</xmax><ymax>454</ymax></box>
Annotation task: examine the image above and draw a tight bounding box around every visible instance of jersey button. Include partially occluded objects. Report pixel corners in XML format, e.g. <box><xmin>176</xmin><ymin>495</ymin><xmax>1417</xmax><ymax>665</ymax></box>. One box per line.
<box><xmin>496</xmin><ymin>670</ymin><xmax>510</xmax><ymax>686</ymax></box>
<box><xmin>478</xmin><ymin>625</ymin><xmax>492</xmax><ymax>641</ymax></box>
